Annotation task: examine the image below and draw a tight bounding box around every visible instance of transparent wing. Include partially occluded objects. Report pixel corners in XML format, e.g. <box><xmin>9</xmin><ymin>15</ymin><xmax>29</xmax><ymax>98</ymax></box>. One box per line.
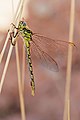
<box><xmin>32</xmin><ymin>33</ymin><xmax>75</xmax><ymax>57</ymax></box>
<box><xmin>30</xmin><ymin>33</ymin><xmax>75</xmax><ymax>71</ymax></box>
<box><xmin>30</xmin><ymin>40</ymin><xmax>59</xmax><ymax>72</ymax></box>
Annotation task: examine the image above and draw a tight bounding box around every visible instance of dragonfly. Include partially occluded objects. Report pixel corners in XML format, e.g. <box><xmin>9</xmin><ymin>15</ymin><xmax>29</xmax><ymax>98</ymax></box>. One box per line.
<box><xmin>9</xmin><ymin>20</ymin><xmax>75</xmax><ymax>96</ymax></box>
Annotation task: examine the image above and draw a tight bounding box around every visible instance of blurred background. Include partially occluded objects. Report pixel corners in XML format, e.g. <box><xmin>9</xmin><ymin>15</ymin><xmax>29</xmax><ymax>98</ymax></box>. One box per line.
<box><xmin>0</xmin><ymin>0</ymin><xmax>80</xmax><ymax>120</ymax></box>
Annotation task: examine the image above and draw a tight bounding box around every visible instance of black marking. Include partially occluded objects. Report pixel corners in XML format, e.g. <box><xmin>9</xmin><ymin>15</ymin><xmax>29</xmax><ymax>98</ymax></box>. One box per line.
<box><xmin>30</xmin><ymin>70</ymin><xmax>33</xmax><ymax>75</ymax></box>
<box><xmin>28</xmin><ymin>55</ymin><xmax>31</xmax><ymax>59</ymax></box>
<box><xmin>23</xmin><ymin>28</ymin><xmax>32</xmax><ymax>34</ymax></box>
<box><xmin>9</xmin><ymin>32</ymin><xmax>17</xmax><ymax>46</ymax></box>
<box><xmin>11</xmin><ymin>42</ymin><xmax>16</xmax><ymax>46</ymax></box>
<box><xmin>30</xmin><ymin>81</ymin><xmax>33</xmax><ymax>86</ymax></box>
<box><xmin>26</xmin><ymin>42</ymin><xmax>35</xmax><ymax>95</ymax></box>
<box><xmin>29</xmin><ymin>62</ymin><xmax>32</xmax><ymax>68</ymax></box>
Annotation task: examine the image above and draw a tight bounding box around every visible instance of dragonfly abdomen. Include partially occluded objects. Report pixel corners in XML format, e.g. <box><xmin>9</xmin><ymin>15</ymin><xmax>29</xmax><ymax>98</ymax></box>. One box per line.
<box><xmin>26</xmin><ymin>42</ymin><xmax>35</xmax><ymax>96</ymax></box>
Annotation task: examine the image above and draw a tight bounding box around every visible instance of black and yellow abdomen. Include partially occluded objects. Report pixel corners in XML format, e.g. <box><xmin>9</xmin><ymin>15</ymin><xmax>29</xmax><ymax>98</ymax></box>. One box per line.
<box><xmin>25</xmin><ymin>41</ymin><xmax>35</xmax><ymax>96</ymax></box>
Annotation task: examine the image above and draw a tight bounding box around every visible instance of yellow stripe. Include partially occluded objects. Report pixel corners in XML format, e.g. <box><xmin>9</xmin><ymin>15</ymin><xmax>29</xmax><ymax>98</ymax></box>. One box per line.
<box><xmin>26</xmin><ymin>42</ymin><xmax>35</xmax><ymax>96</ymax></box>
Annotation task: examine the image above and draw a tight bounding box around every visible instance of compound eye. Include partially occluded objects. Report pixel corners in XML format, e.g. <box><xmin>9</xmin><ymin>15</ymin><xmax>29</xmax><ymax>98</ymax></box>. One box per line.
<box><xmin>23</xmin><ymin>21</ymin><xmax>26</xmax><ymax>26</ymax></box>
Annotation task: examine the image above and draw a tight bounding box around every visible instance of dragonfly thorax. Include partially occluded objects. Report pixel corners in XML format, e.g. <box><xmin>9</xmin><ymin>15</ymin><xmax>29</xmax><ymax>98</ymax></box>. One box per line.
<box><xmin>18</xmin><ymin>21</ymin><xmax>33</xmax><ymax>42</ymax></box>
<box><xmin>18</xmin><ymin>21</ymin><xmax>27</xmax><ymax>30</ymax></box>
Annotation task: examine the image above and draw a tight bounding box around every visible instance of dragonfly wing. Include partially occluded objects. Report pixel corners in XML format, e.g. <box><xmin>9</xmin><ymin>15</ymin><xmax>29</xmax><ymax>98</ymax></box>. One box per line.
<box><xmin>39</xmin><ymin>51</ymin><xmax>59</xmax><ymax>72</ymax></box>
<box><xmin>30</xmin><ymin>40</ymin><xmax>59</xmax><ymax>72</ymax></box>
<box><xmin>32</xmin><ymin>33</ymin><xmax>75</xmax><ymax>58</ymax></box>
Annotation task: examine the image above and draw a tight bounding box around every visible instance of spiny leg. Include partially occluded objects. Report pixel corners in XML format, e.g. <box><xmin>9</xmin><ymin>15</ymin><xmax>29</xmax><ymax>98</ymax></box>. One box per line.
<box><xmin>26</xmin><ymin>42</ymin><xmax>35</xmax><ymax>96</ymax></box>
<box><xmin>8</xmin><ymin>29</ymin><xmax>19</xmax><ymax>46</ymax></box>
<box><xmin>8</xmin><ymin>22</ymin><xmax>19</xmax><ymax>46</ymax></box>
<box><xmin>8</xmin><ymin>32</ymin><xmax>16</xmax><ymax>46</ymax></box>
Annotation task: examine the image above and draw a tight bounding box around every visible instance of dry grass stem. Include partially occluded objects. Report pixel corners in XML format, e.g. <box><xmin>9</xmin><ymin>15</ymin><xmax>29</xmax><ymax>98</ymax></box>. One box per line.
<box><xmin>15</xmin><ymin>1</ymin><xmax>26</xmax><ymax>119</ymax></box>
<box><xmin>0</xmin><ymin>45</ymin><xmax>13</xmax><ymax>93</ymax></box>
<box><xmin>0</xmin><ymin>0</ymin><xmax>23</xmax><ymax>92</ymax></box>
<box><xmin>63</xmin><ymin>0</ymin><xmax>75</xmax><ymax>120</ymax></box>
<box><xmin>15</xmin><ymin>42</ymin><xmax>26</xmax><ymax>120</ymax></box>
<box><xmin>0</xmin><ymin>1</ymin><xmax>26</xmax><ymax>120</ymax></box>
<box><xmin>0</xmin><ymin>34</ymin><xmax>10</xmax><ymax>63</ymax></box>
<box><xmin>0</xmin><ymin>0</ymin><xmax>26</xmax><ymax>90</ymax></box>
<box><xmin>0</xmin><ymin>0</ymin><xmax>22</xmax><ymax>63</ymax></box>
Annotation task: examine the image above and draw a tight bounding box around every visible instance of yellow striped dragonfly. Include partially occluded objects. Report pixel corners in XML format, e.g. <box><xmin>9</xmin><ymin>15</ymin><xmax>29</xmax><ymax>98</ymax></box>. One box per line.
<box><xmin>9</xmin><ymin>20</ymin><xmax>75</xmax><ymax>96</ymax></box>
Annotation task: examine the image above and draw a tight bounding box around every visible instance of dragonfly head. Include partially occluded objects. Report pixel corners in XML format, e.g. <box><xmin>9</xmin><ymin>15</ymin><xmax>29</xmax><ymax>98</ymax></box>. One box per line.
<box><xmin>18</xmin><ymin>21</ymin><xmax>26</xmax><ymax>30</ymax></box>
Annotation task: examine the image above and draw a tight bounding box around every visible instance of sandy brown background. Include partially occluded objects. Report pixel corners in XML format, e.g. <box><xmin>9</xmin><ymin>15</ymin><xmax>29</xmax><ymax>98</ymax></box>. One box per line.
<box><xmin>0</xmin><ymin>0</ymin><xmax>80</xmax><ymax>120</ymax></box>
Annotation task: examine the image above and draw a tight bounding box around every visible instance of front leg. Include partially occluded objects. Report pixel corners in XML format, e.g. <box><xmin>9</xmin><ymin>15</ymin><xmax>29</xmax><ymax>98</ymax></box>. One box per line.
<box><xmin>8</xmin><ymin>22</ymin><xmax>19</xmax><ymax>46</ymax></box>
<box><xmin>9</xmin><ymin>32</ymin><xmax>15</xmax><ymax>46</ymax></box>
<box><xmin>10</xmin><ymin>23</ymin><xmax>18</xmax><ymax>29</ymax></box>
<box><xmin>8</xmin><ymin>29</ymin><xmax>19</xmax><ymax>46</ymax></box>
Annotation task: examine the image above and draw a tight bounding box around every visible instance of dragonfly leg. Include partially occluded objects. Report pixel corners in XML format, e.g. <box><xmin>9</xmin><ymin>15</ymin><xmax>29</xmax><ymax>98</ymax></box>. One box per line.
<box><xmin>10</xmin><ymin>23</ymin><xmax>18</xmax><ymax>29</ymax></box>
<box><xmin>9</xmin><ymin>32</ymin><xmax>15</xmax><ymax>46</ymax></box>
<box><xmin>8</xmin><ymin>29</ymin><xmax>19</xmax><ymax>46</ymax></box>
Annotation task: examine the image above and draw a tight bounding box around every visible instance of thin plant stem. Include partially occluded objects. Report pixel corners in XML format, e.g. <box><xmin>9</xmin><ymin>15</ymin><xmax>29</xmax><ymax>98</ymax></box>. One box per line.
<box><xmin>0</xmin><ymin>34</ymin><xmax>10</xmax><ymax>63</ymax></box>
<box><xmin>11</xmin><ymin>0</ymin><xmax>14</xmax><ymax>17</ymax></box>
<box><xmin>12</xmin><ymin>0</ymin><xmax>26</xmax><ymax>119</ymax></box>
<box><xmin>14</xmin><ymin>1</ymin><xmax>26</xmax><ymax>120</ymax></box>
<box><xmin>14</xmin><ymin>0</ymin><xmax>25</xmax><ymax>24</ymax></box>
<box><xmin>13</xmin><ymin>0</ymin><xmax>22</xmax><ymax>23</ymax></box>
<box><xmin>0</xmin><ymin>3</ymin><xmax>20</xmax><ymax>92</ymax></box>
<box><xmin>0</xmin><ymin>0</ymin><xmax>26</xmax><ymax>120</ymax></box>
<box><xmin>0</xmin><ymin>45</ymin><xmax>13</xmax><ymax>93</ymax></box>
<box><xmin>0</xmin><ymin>0</ymin><xmax>25</xmax><ymax>92</ymax></box>
<box><xmin>15</xmin><ymin>42</ymin><xmax>26</xmax><ymax>120</ymax></box>
<box><xmin>0</xmin><ymin>0</ymin><xmax>23</xmax><ymax>63</ymax></box>
<box><xmin>63</xmin><ymin>0</ymin><xmax>75</xmax><ymax>120</ymax></box>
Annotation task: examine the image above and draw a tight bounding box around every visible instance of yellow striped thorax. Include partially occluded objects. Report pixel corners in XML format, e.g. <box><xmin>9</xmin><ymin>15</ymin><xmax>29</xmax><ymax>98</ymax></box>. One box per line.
<box><xmin>18</xmin><ymin>21</ymin><xmax>33</xmax><ymax>43</ymax></box>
